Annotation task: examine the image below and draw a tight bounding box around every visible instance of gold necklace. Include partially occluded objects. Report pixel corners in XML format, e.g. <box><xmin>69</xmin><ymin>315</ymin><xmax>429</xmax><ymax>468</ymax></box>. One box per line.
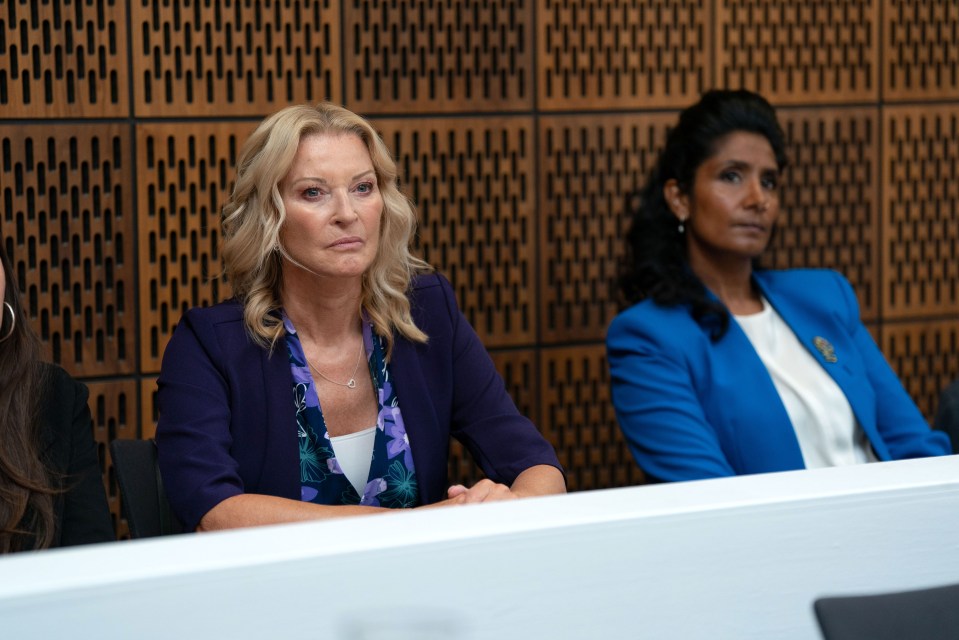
<box><xmin>307</xmin><ymin>339</ymin><xmax>365</xmax><ymax>389</ymax></box>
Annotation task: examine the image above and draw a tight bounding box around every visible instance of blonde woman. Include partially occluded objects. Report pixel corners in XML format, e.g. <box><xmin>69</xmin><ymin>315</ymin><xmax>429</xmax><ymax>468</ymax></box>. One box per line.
<box><xmin>157</xmin><ymin>103</ymin><xmax>565</xmax><ymax>532</ymax></box>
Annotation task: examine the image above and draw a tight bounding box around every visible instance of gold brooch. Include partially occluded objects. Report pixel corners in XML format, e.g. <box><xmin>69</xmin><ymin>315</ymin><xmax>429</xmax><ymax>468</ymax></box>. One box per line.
<box><xmin>813</xmin><ymin>336</ymin><xmax>838</xmax><ymax>363</ymax></box>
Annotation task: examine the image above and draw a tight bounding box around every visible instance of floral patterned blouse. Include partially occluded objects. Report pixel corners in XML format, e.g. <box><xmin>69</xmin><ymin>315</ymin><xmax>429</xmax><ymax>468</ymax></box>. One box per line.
<box><xmin>284</xmin><ymin>313</ymin><xmax>419</xmax><ymax>508</ymax></box>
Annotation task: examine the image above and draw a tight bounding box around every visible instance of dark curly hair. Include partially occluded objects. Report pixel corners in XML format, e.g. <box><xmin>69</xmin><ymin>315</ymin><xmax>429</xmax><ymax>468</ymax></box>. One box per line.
<box><xmin>618</xmin><ymin>89</ymin><xmax>788</xmax><ymax>339</ymax></box>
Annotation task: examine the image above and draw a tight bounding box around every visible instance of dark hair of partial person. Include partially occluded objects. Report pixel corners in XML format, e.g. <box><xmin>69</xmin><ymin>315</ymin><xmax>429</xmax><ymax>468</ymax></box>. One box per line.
<box><xmin>0</xmin><ymin>242</ymin><xmax>56</xmax><ymax>553</ymax></box>
<box><xmin>617</xmin><ymin>89</ymin><xmax>788</xmax><ymax>340</ymax></box>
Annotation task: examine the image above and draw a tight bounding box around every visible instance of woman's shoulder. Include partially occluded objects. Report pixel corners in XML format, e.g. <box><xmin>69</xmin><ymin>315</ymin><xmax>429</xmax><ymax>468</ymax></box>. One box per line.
<box><xmin>755</xmin><ymin>268</ymin><xmax>857</xmax><ymax>311</ymax></box>
<box><xmin>171</xmin><ymin>299</ymin><xmax>251</xmax><ymax>344</ymax></box>
<box><xmin>178</xmin><ymin>298</ymin><xmax>245</xmax><ymax>325</ymax></box>
<box><xmin>35</xmin><ymin>363</ymin><xmax>89</xmax><ymax>453</ymax></box>
<box><xmin>409</xmin><ymin>271</ymin><xmax>450</xmax><ymax>293</ymax></box>
<box><xmin>408</xmin><ymin>271</ymin><xmax>455</xmax><ymax>309</ymax></box>
<box><xmin>608</xmin><ymin>298</ymin><xmax>704</xmax><ymax>347</ymax></box>
<box><xmin>756</xmin><ymin>269</ymin><xmax>868</xmax><ymax>336</ymax></box>
<box><xmin>610</xmin><ymin>298</ymin><xmax>698</xmax><ymax>327</ymax></box>
<box><xmin>163</xmin><ymin>299</ymin><xmax>256</xmax><ymax>365</ymax></box>
<box><xmin>37</xmin><ymin>362</ymin><xmax>86</xmax><ymax>400</ymax></box>
<box><xmin>754</xmin><ymin>268</ymin><xmax>849</xmax><ymax>291</ymax></box>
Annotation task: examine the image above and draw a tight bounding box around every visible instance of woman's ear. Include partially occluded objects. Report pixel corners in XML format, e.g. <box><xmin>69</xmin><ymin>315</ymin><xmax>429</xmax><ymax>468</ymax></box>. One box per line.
<box><xmin>663</xmin><ymin>180</ymin><xmax>689</xmax><ymax>220</ymax></box>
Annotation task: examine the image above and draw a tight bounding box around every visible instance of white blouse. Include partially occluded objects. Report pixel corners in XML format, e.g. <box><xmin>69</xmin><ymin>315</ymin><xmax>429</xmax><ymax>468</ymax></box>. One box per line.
<box><xmin>734</xmin><ymin>298</ymin><xmax>877</xmax><ymax>468</ymax></box>
<box><xmin>329</xmin><ymin>425</ymin><xmax>377</xmax><ymax>497</ymax></box>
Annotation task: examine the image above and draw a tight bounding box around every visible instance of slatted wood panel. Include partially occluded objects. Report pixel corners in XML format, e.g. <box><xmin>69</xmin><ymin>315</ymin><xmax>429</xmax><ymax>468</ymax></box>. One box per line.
<box><xmin>0</xmin><ymin>0</ymin><xmax>128</xmax><ymax>118</ymax></box>
<box><xmin>0</xmin><ymin>124</ymin><xmax>135</xmax><ymax>376</ymax></box>
<box><xmin>346</xmin><ymin>0</ymin><xmax>533</xmax><ymax>113</ymax></box>
<box><xmin>130</xmin><ymin>0</ymin><xmax>340</xmax><ymax>116</ymax></box>
<box><xmin>539</xmin><ymin>113</ymin><xmax>673</xmax><ymax>343</ymax></box>
<box><xmin>883</xmin><ymin>106</ymin><xmax>959</xmax><ymax>319</ymax></box>
<box><xmin>87</xmin><ymin>379</ymin><xmax>138</xmax><ymax>541</ymax></box>
<box><xmin>376</xmin><ymin>117</ymin><xmax>536</xmax><ymax>347</ymax></box>
<box><xmin>764</xmin><ymin>107</ymin><xmax>881</xmax><ymax>321</ymax></box>
<box><xmin>540</xmin><ymin>345</ymin><xmax>644</xmax><ymax>491</ymax></box>
<box><xmin>883</xmin><ymin>321</ymin><xmax>959</xmax><ymax>422</ymax></box>
<box><xmin>136</xmin><ymin>122</ymin><xmax>243</xmax><ymax>373</ymax></box>
<box><xmin>538</xmin><ymin>0</ymin><xmax>711</xmax><ymax>110</ymax></box>
<box><xmin>883</xmin><ymin>0</ymin><xmax>959</xmax><ymax>101</ymax></box>
<box><xmin>714</xmin><ymin>0</ymin><xmax>879</xmax><ymax>103</ymax></box>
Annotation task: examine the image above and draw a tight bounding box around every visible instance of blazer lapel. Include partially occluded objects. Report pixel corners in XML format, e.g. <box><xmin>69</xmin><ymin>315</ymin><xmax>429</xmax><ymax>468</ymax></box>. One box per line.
<box><xmin>712</xmin><ymin>310</ymin><xmax>807</xmax><ymax>471</ymax></box>
<box><xmin>389</xmin><ymin>337</ymin><xmax>446</xmax><ymax>504</ymax></box>
<box><xmin>754</xmin><ymin>272</ymin><xmax>883</xmax><ymax>457</ymax></box>
<box><xmin>261</xmin><ymin>336</ymin><xmax>301</xmax><ymax>499</ymax></box>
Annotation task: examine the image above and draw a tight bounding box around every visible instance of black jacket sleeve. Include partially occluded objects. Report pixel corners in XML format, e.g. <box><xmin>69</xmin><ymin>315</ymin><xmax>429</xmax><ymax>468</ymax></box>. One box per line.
<box><xmin>41</xmin><ymin>365</ymin><xmax>115</xmax><ymax>547</ymax></box>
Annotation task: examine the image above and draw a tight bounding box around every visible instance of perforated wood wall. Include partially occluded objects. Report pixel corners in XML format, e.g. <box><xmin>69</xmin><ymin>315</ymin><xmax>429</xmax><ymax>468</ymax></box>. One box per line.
<box><xmin>2</xmin><ymin>0</ymin><xmax>956</xmax><ymax>538</ymax></box>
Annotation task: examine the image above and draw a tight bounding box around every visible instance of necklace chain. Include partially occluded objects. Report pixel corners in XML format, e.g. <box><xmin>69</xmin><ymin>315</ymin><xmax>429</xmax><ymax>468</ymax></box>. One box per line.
<box><xmin>307</xmin><ymin>338</ymin><xmax>365</xmax><ymax>389</ymax></box>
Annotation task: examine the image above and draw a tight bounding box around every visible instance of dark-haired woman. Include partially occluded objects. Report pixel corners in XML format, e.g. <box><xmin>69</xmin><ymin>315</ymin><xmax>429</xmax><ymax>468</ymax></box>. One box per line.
<box><xmin>607</xmin><ymin>89</ymin><xmax>950</xmax><ymax>483</ymax></box>
<box><xmin>0</xmin><ymin>244</ymin><xmax>113</xmax><ymax>552</ymax></box>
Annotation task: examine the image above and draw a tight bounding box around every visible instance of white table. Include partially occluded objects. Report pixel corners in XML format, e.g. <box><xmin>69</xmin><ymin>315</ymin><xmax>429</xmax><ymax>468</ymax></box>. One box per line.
<box><xmin>1</xmin><ymin>455</ymin><xmax>957</xmax><ymax>639</ymax></box>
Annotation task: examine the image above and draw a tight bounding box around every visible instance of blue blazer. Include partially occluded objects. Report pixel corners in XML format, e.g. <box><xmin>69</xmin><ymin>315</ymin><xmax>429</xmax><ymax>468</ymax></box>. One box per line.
<box><xmin>607</xmin><ymin>269</ymin><xmax>950</xmax><ymax>483</ymax></box>
<box><xmin>157</xmin><ymin>273</ymin><xmax>562</xmax><ymax>530</ymax></box>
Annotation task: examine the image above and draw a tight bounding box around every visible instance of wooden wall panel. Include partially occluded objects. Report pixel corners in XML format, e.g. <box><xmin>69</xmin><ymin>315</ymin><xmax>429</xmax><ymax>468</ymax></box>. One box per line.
<box><xmin>538</xmin><ymin>113</ymin><xmax>673</xmax><ymax>344</ymax></box>
<box><xmin>883</xmin><ymin>0</ymin><xmax>959</xmax><ymax>101</ymax></box>
<box><xmin>540</xmin><ymin>345</ymin><xmax>644</xmax><ymax>491</ymax></box>
<box><xmin>376</xmin><ymin>117</ymin><xmax>537</xmax><ymax>347</ymax></box>
<box><xmin>346</xmin><ymin>0</ymin><xmax>533</xmax><ymax>113</ymax></box>
<box><xmin>765</xmin><ymin>107</ymin><xmax>881</xmax><ymax>321</ymax></box>
<box><xmin>882</xmin><ymin>106</ymin><xmax>959</xmax><ymax>319</ymax></box>
<box><xmin>87</xmin><ymin>379</ymin><xmax>139</xmax><ymax>540</ymax></box>
<box><xmin>883</xmin><ymin>320</ymin><xmax>959</xmax><ymax>423</ymax></box>
<box><xmin>0</xmin><ymin>0</ymin><xmax>128</xmax><ymax>118</ymax></box>
<box><xmin>715</xmin><ymin>0</ymin><xmax>879</xmax><ymax>104</ymax></box>
<box><xmin>141</xmin><ymin>377</ymin><xmax>159</xmax><ymax>441</ymax></box>
<box><xmin>0</xmin><ymin>123</ymin><xmax>135</xmax><ymax>376</ymax></box>
<box><xmin>130</xmin><ymin>0</ymin><xmax>340</xmax><ymax>116</ymax></box>
<box><xmin>136</xmin><ymin>122</ymin><xmax>243</xmax><ymax>372</ymax></box>
<box><xmin>538</xmin><ymin>0</ymin><xmax>710</xmax><ymax>110</ymax></box>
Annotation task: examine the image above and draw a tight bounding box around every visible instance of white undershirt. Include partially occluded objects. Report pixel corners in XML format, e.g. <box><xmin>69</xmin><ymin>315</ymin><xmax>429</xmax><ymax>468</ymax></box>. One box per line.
<box><xmin>329</xmin><ymin>426</ymin><xmax>377</xmax><ymax>497</ymax></box>
<box><xmin>734</xmin><ymin>298</ymin><xmax>877</xmax><ymax>468</ymax></box>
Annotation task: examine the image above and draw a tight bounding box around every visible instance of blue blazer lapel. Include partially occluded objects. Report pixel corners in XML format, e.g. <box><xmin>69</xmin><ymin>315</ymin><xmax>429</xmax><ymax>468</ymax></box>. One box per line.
<box><xmin>754</xmin><ymin>271</ymin><xmax>885</xmax><ymax>458</ymax></box>
<box><xmin>755</xmin><ymin>273</ymin><xmax>848</xmax><ymax>372</ymax></box>
<box><xmin>711</xmin><ymin>309</ymin><xmax>806</xmax><ymax>472</ymax></box>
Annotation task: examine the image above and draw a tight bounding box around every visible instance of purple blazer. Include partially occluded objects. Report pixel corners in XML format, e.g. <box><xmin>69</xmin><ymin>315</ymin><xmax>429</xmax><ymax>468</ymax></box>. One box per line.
<box><xmin>157</xmin><ymin>273</ymin><xmax>562</xmax><ymax>531</ymax></box>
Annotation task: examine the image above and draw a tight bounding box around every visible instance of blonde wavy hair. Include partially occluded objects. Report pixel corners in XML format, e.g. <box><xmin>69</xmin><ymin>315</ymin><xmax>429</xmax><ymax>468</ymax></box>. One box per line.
<box><xmin>220</xmin><ymin>102</ymin><xmax>430</xmax><ymax>357</ymax></box>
